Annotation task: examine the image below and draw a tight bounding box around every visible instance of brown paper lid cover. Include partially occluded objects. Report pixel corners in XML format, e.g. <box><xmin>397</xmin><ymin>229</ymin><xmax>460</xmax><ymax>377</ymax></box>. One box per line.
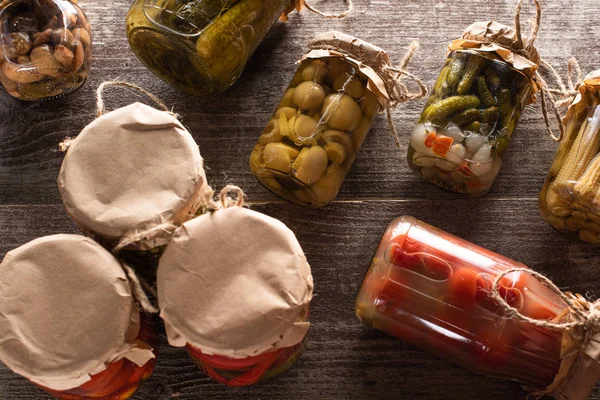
<box><xmin>448</xmin><ymin>21</ymin><xmax>541</xmax><ymax>105</ymax></box>
<box><xmin>157</xmin><ymin>206</ymin><xmax>313</xmax><ymax>358</ymax></box>
<box><xmin>0</xmin><ymin>235</ymin><xmax>154</xmax><ymax>391</ymax></box>
<box><xmin>563</xmin><ymin>70</ymin><xmax>600</xmax><ymax>124</ymax></box>
<box><xmin>58</xmin><ymin>103</ymin><xmax>207</xmax><ymax>246</ymax></box>
<box><xmin>305</xmin><ymin>31</ymin><xmax>391</xmax><ymax>104</ymax></box>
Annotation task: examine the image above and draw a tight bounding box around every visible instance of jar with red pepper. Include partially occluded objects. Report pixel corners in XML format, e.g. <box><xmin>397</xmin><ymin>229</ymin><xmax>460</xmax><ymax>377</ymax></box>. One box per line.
<box><xmin>158</xmin><ymin>205</ymin><xmax>313</xmax><ymax>386</ymax></box>
<box><xmin>356</xmin><ymin>216</ymin><xmax>566</xmax><ymax>389</ymax></box>
<box><xmin>0</xmin><ymin>235</ymin><xmax>157</xmax><ymax>399</ymax></box>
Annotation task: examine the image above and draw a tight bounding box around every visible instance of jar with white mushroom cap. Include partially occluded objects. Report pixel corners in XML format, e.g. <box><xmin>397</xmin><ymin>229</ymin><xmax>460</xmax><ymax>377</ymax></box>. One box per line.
<box><xmin>0</xmin><ymin>0</ymin><xmax>91</xmax><ymax>100</ymax></box>
<box><xmin>57</xmin><ymin>81</ymin><xmax>212</xmax><ymax>272</ymax></box>
<box><xmin>157</xmin><ymin>186</ymin><xmax>313</xmax><ymax>386</ymax></box>
<box><xmin>408</xmin><ymin>0</ymin><xmax>544</xmax><ymax>195</ymax></box>
<box><xmin>250</xmin><ymin>31</ymin><xmax>425</xmax><ymax>206</ymax></box>
<box><xmin>0</xmin><ymin>234</ymin><xmax>157</xmax><ymax>399</ymax></box>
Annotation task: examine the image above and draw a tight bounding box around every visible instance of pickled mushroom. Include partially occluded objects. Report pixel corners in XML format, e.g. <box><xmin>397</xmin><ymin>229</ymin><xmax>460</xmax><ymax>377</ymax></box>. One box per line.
<box><xmin>292</xmin><ymin>146</ymin><xmax>328</xmax><ymax>185</ymax></box>
<box><xmin>263</xmin><ymin>142</ymin><xmax>299</xmax><ymax>173</ymax></box>
<box><xmin>301</xmin><ymin>59</ymin><xmax>328</xmax><ymax>82</ymax></box>
<box><xmin>293</xmin><ymin>81</ymin><xmax>326</xmax><ymax>110</ymax></box>
<box><xmin>333</xmin><ymin>73</ymin><xmax>363</xmax><ymax>98</ymax></box>
<box><xmin>294</xmin><ymin>115</ymin><xmax>318</xmax><ymax>139</ymax></box>
<box><xmin>30</xmin><ymin>45</ymin><xmax>61</xmax><ymax>77</ymax></box>
<box><xmin>322</xmin><ymin>93</ymin><xmax>361</xmax><ymax>131</ymax></box>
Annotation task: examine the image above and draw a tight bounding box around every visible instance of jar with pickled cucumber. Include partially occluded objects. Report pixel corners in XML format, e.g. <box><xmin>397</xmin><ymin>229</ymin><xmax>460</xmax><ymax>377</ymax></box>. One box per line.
<box><xmin>250</xmin><ymin>32</ymin><xmax>406</xmax><ymax>207</ymax></box>
<box><xmin>126</xmin><ymin>0</ymin><xmax>294</xmax><ymax>96</ymax></box>
<box><xmin>0</xmin><ymin>235</ymin><xmax>157</xmax><ymax>399</ymax></box>
<box><xmin>408</xmin><ymin>21</ymin><xmax>541</xmax><ymax>196</ymax></box>
<box><xmin>540</xmin><ymin>70</ymin><xmax>600</xmax><ymax>244</ymax></box>
<box><xmin>0</xmin><ymin>0</ymin><xmax>91</xmax><ymax>100</ymax></box>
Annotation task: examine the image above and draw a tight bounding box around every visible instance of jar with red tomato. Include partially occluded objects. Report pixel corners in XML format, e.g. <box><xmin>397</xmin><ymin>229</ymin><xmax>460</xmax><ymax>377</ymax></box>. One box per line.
<box><xmin>0</xmin><ymin>235</ymin><xmax>157</xmax><ymax>399</ymax></box>
<box><xmin>355</xmin><ymin>216</ymin><xmax>565</xmax><ymax>389</ymax></box>
<box><xmin>158</xmin><ymin>204</ymin><xmax>313</xmax><ymax>386</ymax></box>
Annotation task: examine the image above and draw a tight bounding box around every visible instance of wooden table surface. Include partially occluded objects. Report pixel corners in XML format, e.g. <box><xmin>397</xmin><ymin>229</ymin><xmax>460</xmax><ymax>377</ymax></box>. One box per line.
<box><xmin>1</xmin><ymin>0</ymin><xmax>599</xmax><ymax>398</ymax></box>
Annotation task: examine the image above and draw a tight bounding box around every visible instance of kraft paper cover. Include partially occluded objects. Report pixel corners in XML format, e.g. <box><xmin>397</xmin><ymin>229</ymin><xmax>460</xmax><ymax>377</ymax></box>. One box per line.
<box><xmin>306</xmin><ymin>31</ymin><xmax>392</xmax><ymax>107</ymax></box>
<box><xmin>449</xmin><ymin>21</ymin><xmax>540</xmax><ymax>104</ymax></box>
<box><xmin>0</xmin><ymin>235</ymin><xmax>155</xmax><ymax>391</ymax></box>
<box><xmin>157</xmin><ymin>206</ymin><xmax>313</xmax><ymax>359</ymax></box>
<box><xmin>58</xmin><ymin>102</ymin><xmax>208</xmax><ymax>249</ymax></box>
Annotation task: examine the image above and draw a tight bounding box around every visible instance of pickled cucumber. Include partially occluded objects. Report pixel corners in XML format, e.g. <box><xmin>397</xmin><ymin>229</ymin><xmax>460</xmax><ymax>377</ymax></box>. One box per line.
<box><xmin>160</xmin><ymin>0</ymin><xmax>240</xmax><ymax>33</ymax></box>
<box><xmin>426</xmin><ymin>95</ymin><xmax>481</xmax><ymax>125</ymax></box>
<box><xmin>457</xmin><ymin>57</ymin><xmax>485</xmax><ymax>95</ymax></box>
<box><xmin>195</xmin><ymin>0</ymin><xmax>288</xmax><ymax>91</ymax></box>
<box><xmin>449</xmin><ymin>108</ymin><xmax>480</xmax><ymax>126</ymax></box>
<box><xmin>477</xmin><ymin>76</ymin><xmax>497</xmax><ymax>107</ymax></box>
<box><xmin>498</xmin><ymin>88</ymin><xmax>513</xmax><ymax>129</ymax></box>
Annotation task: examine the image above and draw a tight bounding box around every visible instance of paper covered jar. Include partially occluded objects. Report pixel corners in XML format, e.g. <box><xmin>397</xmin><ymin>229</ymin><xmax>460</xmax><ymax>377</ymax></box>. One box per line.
<box><xmin>157</xmin><ymin>205</ymin><xmax>313</xmax><ymax>386</ymax></box>
<box><xmin>57</xmin><ymin>102</ymin><xmax>211</xmax><ymax>270</ymax></box>
<box><xmin>0</xmin><ymin>235</ymin><xmax>157</xmax><ymax>399</ymax></box>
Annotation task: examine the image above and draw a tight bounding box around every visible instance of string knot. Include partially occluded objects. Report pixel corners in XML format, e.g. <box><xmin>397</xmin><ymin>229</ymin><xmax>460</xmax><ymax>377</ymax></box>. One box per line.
<box><xmin>96</xmin><ymin>80</ymin><xmax>179</xmax><ymax>119</ymax></box>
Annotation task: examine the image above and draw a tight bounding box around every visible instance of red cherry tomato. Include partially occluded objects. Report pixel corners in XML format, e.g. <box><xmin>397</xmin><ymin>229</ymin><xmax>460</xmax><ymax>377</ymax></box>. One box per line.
<box><xmin>448</xmin><ymin>267</ymin><xmax>479</xmax><ymax>306</ymax></box>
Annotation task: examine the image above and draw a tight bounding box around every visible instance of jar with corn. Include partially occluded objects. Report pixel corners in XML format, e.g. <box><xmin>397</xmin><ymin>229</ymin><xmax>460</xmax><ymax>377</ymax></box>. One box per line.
<box><xmin>540</xmin><ymin>70</ymin><xmax>600</xmax><ymax>244</ymax></box>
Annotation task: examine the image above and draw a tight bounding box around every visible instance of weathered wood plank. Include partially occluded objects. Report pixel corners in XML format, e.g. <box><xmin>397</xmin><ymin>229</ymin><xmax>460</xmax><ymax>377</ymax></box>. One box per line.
<box><xmin>1</xmin><ymin>0</ymin><xmax>600</xmax><ymax>398</ymax></box>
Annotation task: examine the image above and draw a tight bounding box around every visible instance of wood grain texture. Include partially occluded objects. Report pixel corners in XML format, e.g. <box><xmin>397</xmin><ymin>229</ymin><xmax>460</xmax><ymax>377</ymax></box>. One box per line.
<box><xmin>0</xmin><ymin>0</ymin><xmax>599</xmax><ymax>398</ymax></box>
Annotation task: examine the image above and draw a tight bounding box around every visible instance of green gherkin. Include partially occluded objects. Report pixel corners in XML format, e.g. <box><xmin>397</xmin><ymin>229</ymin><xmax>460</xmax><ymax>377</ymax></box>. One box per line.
<box><xmin>426</xmin><ymin>95</ymin><xmax>481</xmax><ymax>125</ymax></box>
<box><xmin>498</xmin><ymin>88</ymin><xmax>513</xmax><ymax>128</ymax></box>
<box><xmin>477</xmin><ymin>76</ymin><xmax>497</xmax><ymax>107</ymax></box>
<box><xmin>456</xmin><ymin>57</ymin><xmax>485</xmax><ymax>94</ymax></box>
<box><xmin>481</xmin><ymin>106</ymin><xmax>499</xmax><ymax>124</ymax></box>
<box><xmin>483</xmin><ymin>67</ymin><xmax>501</xmax><ymax>90</ymax></box>
<box><xmin>159</xmin><ymin>0</ymin><xmax>240</xmax><ymax>33</ymax></box>
<box><xmin>463</xmin><ymin>121</ymin><xmax>481</xmax><ymax>132</ymax></box>
<box><xmin>442</xmin><ymin>57</ymin><xmax>465</xmax><ymax>95</ymax></box>
<box><xmin>449</xmin><ymin>108</ymin><xmax>480</xmax><ymax>126</ymax></box>
<box><xmin>434</xmin><ymin>65</ymin><xmax>450</xmax><ymax>95</ymax></box>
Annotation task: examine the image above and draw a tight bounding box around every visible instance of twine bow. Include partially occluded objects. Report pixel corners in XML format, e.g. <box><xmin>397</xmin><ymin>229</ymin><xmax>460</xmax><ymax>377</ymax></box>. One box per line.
<box><xmin>95</xmin><ymin>80</ymin><xmax>179</xmax><ymax>119</ymax></box>
<box><xmin>492</xmin><ymin>268</ymin><xmax>600</xmax><ymax>398</ymax></box>
<box><xmin>382</xmin><ymin>41</ymin><xmax>428</xmax><ymax>147</ymax></box>
<box><xmin>537</xmin><ymin>58</ymin><xmax>583</xmax><ymax>142</ymax></box>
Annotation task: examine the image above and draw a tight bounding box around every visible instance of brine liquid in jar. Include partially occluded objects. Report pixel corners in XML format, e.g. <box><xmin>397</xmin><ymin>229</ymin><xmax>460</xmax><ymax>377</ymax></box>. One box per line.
<box><xmin>186</xmin><ymin>338</ymin><xmax>307</xmax><ymax>387</ymax></box>
<box><xmin>126</xmin><ymin>0</ymin><xmax>291</xmax><ymax>96</ymax></box>
<box><xmin>356</xmin><ymin>216</ymin><xmax>565</xmax><ymax>388</ymax></box>
<box><xmin>408</xmin><ymin>50</ymin><xmax>531</xmax><ymax>195</ymax></box>
<box><xmin>0</xmin><ymin>0</ymin><xmax>92</xmax><ymax>100</ymax></box>
<box><xmin>540</xmin><ymin>88</ymin><xmax>600</xmax><ymax>244</ymax></box>
<box><xmin>250</xmin><ymin>56</ymin><xmax>380</xmax><ymax>206</ymax></box>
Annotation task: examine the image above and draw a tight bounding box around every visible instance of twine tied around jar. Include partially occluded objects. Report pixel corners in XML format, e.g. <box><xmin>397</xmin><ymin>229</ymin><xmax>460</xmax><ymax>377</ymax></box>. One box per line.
<box><xmin>282</xmin><ymin>0</ymin><xmax>354</xmax><ymax>22</ymax></box>
<box><xmin>307</xmin><ymin>32</ymin><xmax>427</xmax><ymax>148</ymax></box>
<box><xmin>95</xmin><ymin>80</ymin><xmax>178</xmax><ymax>119</ymax></box>
<box><xmin>491</xmin><ymin>268</ymin><xmax>600</xmax><ymax>399</ymax></box>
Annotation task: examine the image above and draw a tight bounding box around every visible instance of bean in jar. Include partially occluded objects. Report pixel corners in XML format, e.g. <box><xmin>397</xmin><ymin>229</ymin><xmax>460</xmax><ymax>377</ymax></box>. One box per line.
<box><xmin>355</xmin><ymin>216</ymin><xmax>566</xmax><ymax>390</ymax></box>
<box><xmin>408</xmin><ymin>21</ymin><xmax>540</xmax><ymax>195</ymax></box>
<box><xmin>126</xmin><ymin>0</ymin><xmax>293</xmax><ymax>96</ymax></box>
<box><xmin>0</xmin><ymin>235</ymin><xmax>157</xmax><ymax>399</ymax></box>
<box><xmin>540</xmin><ymin>70</ymin><xmax>600</xmax><ymax>244</ymax></box>
<box><xmin>0</xmin><ymin>0</ymin><xmax>91</xmax><ymax>100</ymax></box>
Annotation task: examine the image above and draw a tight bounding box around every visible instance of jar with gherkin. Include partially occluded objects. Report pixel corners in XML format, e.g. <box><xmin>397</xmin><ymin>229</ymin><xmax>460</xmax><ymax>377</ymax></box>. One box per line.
<box><xmin>126</xmin><ymin>0</ymin><xmax>349</xmax><ymax>96</ymax></box>
<box><xmin>540</xmin><ymin>70</ymin><xmax>600</xmax><ymax>244</ymax></box>
<box><xmin>408</xmin><ymin>9</ymin><xmax>542</xmax><ymax>196</ymax></box>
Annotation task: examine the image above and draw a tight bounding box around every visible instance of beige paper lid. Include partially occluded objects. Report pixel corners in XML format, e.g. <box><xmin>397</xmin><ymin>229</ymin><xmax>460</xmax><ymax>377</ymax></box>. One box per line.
<box><xmin>306</xmin><ymin>31</ymin><xmax>391</xmax><ymax>104</ymax></box>
<box><xmin>449</xmin><ymin>21</ymin><xmax>541</xmax><ymax>104</ymax></box>
<box><xmin>563</xmin><ymin>70</ymin><xmax>600</xmax><ymax>124</ymax></box>
<box><xmin>157</xmin><ymin>206</ymin><xmax>313</xmax><ymax>359</ymax></box>
<box><xmin>0</xmin><ymin>234</ymin><xmax>155</xmax><ymax>391</ymax></box>
<box><xmin>58</xmin><ymin>102</ymin><xmax>208</xmax><ymax>248</ymax></box>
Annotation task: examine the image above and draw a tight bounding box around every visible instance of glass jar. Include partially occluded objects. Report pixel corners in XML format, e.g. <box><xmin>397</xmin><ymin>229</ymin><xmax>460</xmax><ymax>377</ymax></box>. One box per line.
<box><xmin>126</xmin><ymin>0</ymin><xmax>291</xmax><ymax>96</ymax></box>
<box><xmin>157</xmin><ymin>205</ymin><xmax>313</xmax><ymax>386</ymax></box>
<box><xmin>0</xmin><ymin>234</ymin><xmax>158</xmax><ymax>400</ymax></box>
<box><xmin>355</xmin><ymin>216</ymin><xmax>565</xmax><ymax>388</ymax></box>
<box><xmin>186</xmin><ymin>337</ymin><xmax>307</xmax><ymax>386</ymax></box>
<box><xmin>0</xmin><ymin>0</ymin><xmax>91</xmax><ymax>100</ymax></box>
<box><xmin>40</xmin><ymin>315</ymin><xmax>158</xmax><ymax>400</ymax></box>
<box><xmin>539</xmin><ymin>76</ymin><xmax>600</xmax><ymax>244</ymax></box>
<box><xmin>250</xmin><ymin>56</ymin><xmax>380</xmax><ymax>206</ymax></box>
<box><xmin>408</xmin><ymin>50</ymin><xmax>532</xmax><ymax>195</ymax></box>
